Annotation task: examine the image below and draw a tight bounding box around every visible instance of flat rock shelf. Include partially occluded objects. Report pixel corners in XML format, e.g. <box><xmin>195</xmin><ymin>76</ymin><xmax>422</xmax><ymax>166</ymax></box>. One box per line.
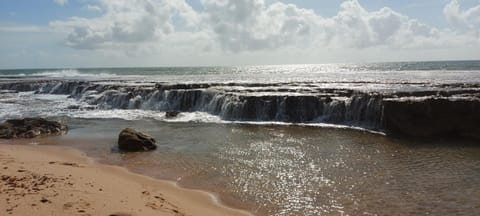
<box><xmin>1</xmin><ymin>80</ymin><xmax>479</xmax><ymax>140</ymax></box>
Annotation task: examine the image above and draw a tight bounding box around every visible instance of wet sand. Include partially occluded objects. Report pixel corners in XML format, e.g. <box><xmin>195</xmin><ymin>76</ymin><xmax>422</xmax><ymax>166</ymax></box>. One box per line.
<box><xmin>0</xmin><ymin>144</ymin><xmax>251</xmax><ymax>216</ymax></box>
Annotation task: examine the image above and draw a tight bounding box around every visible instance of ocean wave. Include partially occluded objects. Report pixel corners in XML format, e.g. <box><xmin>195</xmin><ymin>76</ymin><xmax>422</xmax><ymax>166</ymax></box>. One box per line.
<box><xmin>29</xmin><ymin>69</ymin><xmax>117</xmax><ymax>78</ymax></box>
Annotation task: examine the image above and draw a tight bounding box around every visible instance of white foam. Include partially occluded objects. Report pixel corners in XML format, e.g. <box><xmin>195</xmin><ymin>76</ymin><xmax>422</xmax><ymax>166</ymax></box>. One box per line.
<box><xmin>28</xmin><ymin>69</ymin><xmax>116</xmax><ymax>78</ymax></box>
<box><xmin>69</xmin><ymin>110</ymin><xmax>385</xmax><ymax>135</ymax></box>
<box><xmin>0</xmin><ymin>90</ymin><xmax>385</xmax><ymax>136</ymax></box>
<box><xmin>69</xmin><ymin>109</ymin><xmax>165</xmax><ymax>121</ymax></box>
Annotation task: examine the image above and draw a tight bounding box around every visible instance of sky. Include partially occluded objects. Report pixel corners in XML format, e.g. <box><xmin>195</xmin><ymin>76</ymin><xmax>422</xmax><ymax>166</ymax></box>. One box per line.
<box><xmin>0</xmin><ymin>0</ymin><xmax>479</xmax><ymax>69</ymax></box>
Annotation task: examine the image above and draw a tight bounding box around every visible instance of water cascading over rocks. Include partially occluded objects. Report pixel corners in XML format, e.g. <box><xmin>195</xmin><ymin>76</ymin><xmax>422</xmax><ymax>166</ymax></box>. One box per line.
<box><xmin>1</xmin><ymin>80</ymin><xmax>479</xmax><ymax>139</ymax></box>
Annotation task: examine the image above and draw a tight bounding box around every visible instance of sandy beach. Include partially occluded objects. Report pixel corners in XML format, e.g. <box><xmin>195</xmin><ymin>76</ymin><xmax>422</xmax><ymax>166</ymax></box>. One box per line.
<box><xmin>0</xmin><ymin>144</ymin><xmax>251</xmax><ymax>216</ymax></box>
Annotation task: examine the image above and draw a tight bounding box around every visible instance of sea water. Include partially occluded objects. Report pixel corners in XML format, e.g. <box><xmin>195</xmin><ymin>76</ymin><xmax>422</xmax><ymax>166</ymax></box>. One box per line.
<box><xmin>1</xmin><ymin>61</ymin><xmax>480</xmax><ymax>215</ymax></box>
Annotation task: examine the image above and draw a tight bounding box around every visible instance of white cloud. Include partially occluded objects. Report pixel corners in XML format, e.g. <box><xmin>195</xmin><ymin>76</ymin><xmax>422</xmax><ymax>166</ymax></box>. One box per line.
<box><xmin>201</xmin><ymin>0</ymin><xmax>320</xmax><ymax>52</ymax></box>
<box><xmin>200</xmin><ymin>0</ymin><xmax>453</xmax><ymax>51</ymax></box>
<box><xmin>53</xmin><ymin>0</ymin><xmax>68</xmax><ymax>6</ymax></box>
<box><xmin>444</xmin><ymin>0</ymin><xmax>480</xmax><ymax>30</ymax></box>
<box><xmin>86</xmin><ymin>5</ymin><xmax>102</xmax><ymax>12</ymax></box>
<box><xmin>50</xmin><ymin>0</ymin><xmax>200</xmax><ymax>49</ymax></box>
<box><xmin>0</xmin><ymin>25</ymin><xmax>45</xmax><ymax>33</ymax></box>
<box><xmin>320</xmin><ymin>0</ymin><xmax>448</xmax><ymax>49</ymax></box>
<box><xmin>49</xmin><ymin>0</ymin><xmax>480</xmax><ymax>56</ymax></box>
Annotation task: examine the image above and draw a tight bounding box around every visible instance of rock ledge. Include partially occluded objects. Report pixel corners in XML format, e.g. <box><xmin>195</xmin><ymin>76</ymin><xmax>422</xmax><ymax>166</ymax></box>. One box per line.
<box><xmin>0</xmin><ymin>118</ymin><xmax>68</xmax><ymax>139</ymax></box>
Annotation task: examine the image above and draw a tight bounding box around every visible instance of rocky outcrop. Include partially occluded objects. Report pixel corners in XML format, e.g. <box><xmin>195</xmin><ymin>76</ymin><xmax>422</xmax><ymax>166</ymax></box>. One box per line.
<box><xmin>117</xmin><ymin>128</ymin><xmax>157</xmax><ymax>152</ymax></box>
<box><xmin>383</xmin><ymin>97</ymin><xmax>480</xmax><ymax>139</ymax></box>
<box><xmin>0</xmin><ymin>118</ymin><xmax>68</xmax><ymax>139</ymax></box>
<box><xmin>2</xmin><ymin>80</ymin><xmax>480</xmax><ymax>140</ymax></box>
<box><xmin>165</xmin><ymin>111</ymin><xmax>180</xmax><ymax>118</ymax></box>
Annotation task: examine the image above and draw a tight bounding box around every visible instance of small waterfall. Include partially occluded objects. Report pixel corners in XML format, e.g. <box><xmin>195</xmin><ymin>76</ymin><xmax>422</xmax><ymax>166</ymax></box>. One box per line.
<box><xmin>0</xmin><ymin>80</ymin><xmax>391</xmax><ymax>130</ymax></box>
<box><xmin>322</xmin><ymin>100</ymin><xmax>346</xmax><ymax>123</ymax></box>
<box><xmin>2</xmin><ymin>80</ymin><xmax>479</xmax><ymax>139</ymax></box>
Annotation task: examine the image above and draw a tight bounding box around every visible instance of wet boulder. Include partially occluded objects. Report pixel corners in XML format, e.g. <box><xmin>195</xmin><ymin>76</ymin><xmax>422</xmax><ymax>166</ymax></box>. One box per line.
<box><xmin>165</xmin><ymin>111</ymin><xmax>180</xmax><ymax>118</ymax></box>
<box><xmin>118</xmin><ymin>128</ymin><xmax>157</xmax><ymax>152</ymax></box>
<box><xmin>0</xmin><ymin>118</ymin><xmax>68</xmax><ymax>139</ymax></box>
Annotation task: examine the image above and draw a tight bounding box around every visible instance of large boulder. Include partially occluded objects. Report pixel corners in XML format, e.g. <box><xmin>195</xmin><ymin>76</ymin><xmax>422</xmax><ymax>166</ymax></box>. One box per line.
<box><xmin>383</xmin><ymin>97</ymin><xmax>480</xmax><ymax>139</ymax></box>
<box><xmin>118</xmin><ymin>128</ymin><xmax>157</xmax><ymax>152</ymax></box>
<box><xmin>0</xmin><ymin>118</ymin><xmax>68</xmax><ymax>139</ymax></box>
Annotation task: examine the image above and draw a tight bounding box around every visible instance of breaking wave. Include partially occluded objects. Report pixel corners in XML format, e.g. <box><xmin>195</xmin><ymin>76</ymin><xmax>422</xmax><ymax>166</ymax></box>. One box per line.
<box><xmin>29</xmin><ymin>69</ymin><xmax>117</xmax><ymax>78</ymax></box>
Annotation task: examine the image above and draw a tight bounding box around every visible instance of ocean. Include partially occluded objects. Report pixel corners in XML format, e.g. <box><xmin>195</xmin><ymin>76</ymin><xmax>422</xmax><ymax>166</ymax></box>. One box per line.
<box><xmin>1</xmin><ymin>61</ymin><xmax>480</xmax><ymax>215</ymax></box>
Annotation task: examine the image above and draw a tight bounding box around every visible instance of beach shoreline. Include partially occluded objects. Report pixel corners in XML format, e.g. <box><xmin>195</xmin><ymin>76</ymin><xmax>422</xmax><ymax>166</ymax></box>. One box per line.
<box><xmin>0</xmin><ymin>143</ymin><xmax>251</xmax><ymax>216</ymax></box>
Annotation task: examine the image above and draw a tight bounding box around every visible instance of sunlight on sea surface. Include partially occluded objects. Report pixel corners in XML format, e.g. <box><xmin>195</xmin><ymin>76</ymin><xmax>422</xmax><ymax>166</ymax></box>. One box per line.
<box><xmin>1</xmin><ymin>61</ymin><xmax>480</xmax><ymax>215</ymax></box>
<box><xmin>1</xmin><ymin>61</ymin><xmax>480</xmax><ymax>84</ymax></box>
<box><xmin>5</xmin><ymin>119</ymin><xmax>479</xmax><ymax>215</ymax></box>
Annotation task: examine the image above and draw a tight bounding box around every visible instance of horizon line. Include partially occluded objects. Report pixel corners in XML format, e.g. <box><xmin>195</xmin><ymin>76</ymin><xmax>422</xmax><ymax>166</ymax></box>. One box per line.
<box><xmin>1</xmin><ymin>59</ymin><xmax>480</xmax><ymax>71</ymax></box>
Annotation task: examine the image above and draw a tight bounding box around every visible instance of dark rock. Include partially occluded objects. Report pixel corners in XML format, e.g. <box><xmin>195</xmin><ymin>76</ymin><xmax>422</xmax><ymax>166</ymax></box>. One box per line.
<box><xmin>324</xmin><ymin>96</ymin><xmax>332</xmax><ymax>103</ymax></box>
<box><xmin>83</xmin><ymin>106</ymin><xmax>96</xmax><ymax>110</ymax></box>
<box><xmin>283</xmin><ymin>96</ymin><xmax>323</xmax><ymax>122</ymax></box>
<box><xmin>3</xmin><ymin>80</ymin><xmax>480</xmax><ymax>141</ymax></box>
<box><xmin>118</xmin><ymin>128</ymin><xmax>157</xmax><ymax>152</ymax></box>
<box><xmin>383</xmin><ymin>98</ymin><xmax>480</xmax><ymax>139</ymax></box>
<box><xmin>66</xmin><ymin>105</ymin><xmax>80</xmax><ymax>110</ymax></box>
<box><xmin>165</xmin><ymin>111</ymin><xmax>180</xmax><ymax>118</ymax></box>
<box><xmin>164</xmin><ymin>90</ymin><xmax>204</xmax><ymax>111</ymax></box>
<box><xmin>0</xmin><ymin>118</ymin><xmax>68</xmax><ymax>139</ymax></box>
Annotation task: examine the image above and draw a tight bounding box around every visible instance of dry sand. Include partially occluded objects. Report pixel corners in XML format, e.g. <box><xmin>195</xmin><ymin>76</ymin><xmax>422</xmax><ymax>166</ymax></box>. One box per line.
<box><xmin>0</xmin><ymin>144</ymin><xmax>251</xmax><ymax>216</ymax></box>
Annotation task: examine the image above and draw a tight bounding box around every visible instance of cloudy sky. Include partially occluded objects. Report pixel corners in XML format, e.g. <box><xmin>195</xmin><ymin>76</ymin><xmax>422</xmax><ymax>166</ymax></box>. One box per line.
<box><xmin>0</xmin><ymin>0</ymin><xmax>479</xmax><ymax>69</ymax></box>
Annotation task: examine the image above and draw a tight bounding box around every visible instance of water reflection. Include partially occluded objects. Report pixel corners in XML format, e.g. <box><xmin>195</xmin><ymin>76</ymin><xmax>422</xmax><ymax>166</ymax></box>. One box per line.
<box><xmin>3</xmin><ymin>119</ymin><xmax>479</xmax><ymax>215</ymax></box>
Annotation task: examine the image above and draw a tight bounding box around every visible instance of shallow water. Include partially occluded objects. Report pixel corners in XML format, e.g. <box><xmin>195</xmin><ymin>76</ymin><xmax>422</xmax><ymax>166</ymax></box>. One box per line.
<box><xmin>3</xmin><ymin>118</ymin><xmax>479</xmax><ymax>215</ymax></box>
<box><xmin>1</xmin><ymin>62</ymin><xmax>479</xmax><ymax>215</ymax></box>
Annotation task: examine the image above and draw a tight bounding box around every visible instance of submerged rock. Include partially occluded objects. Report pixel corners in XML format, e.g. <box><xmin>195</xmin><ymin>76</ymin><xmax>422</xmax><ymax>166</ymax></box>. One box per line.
<box><xmin>118</xmin><ymin>128</ymin><xmax>157</xmax><ymax>152</ymax></box>
<box><xmin>0</xmin><ymin>118</ymin><xmax>68</xmax><ymax>139</ymax></box>
<box><xmin>165</xmin><ymin>111</ymin><xmax>180</xmax><ymax>118</ymax></box>
<box><xmin>66</xmin><ymin>105</ymin><xmax>81</xmax><ymax>110</ymax></box>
